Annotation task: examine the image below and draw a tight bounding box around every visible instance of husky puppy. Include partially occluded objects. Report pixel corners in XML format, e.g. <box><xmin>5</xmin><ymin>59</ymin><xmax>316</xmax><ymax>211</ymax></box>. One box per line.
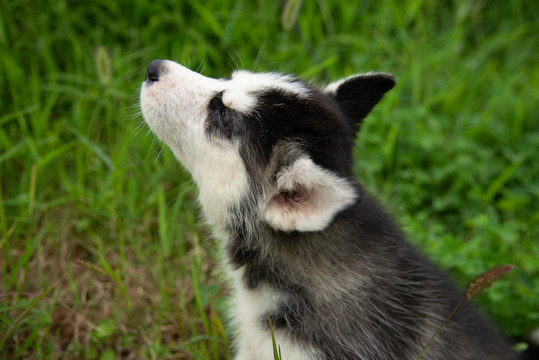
<box><xmin>140</xmin><ymin>59</ymin><xmax>516</xmax><ymax>360</ymax></box>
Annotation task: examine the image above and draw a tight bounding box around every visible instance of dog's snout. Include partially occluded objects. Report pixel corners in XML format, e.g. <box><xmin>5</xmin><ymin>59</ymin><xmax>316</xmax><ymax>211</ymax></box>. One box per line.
<box><xmin>145</xmin><ymin>59</ymin><xmax>163</xmax><ymax>82</ymax></box>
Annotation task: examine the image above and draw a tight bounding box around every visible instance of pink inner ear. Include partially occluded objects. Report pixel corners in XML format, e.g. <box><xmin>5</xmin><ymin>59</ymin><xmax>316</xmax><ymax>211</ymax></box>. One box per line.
<box><xmin>264</xmin><ymin>157</ymin><xmax>358</xmax><ymax>232</ymax></box>
<box><xmin>271</xmin><ymin>186</ymin><xmax>309</xmax><ymax>209</ymax></box>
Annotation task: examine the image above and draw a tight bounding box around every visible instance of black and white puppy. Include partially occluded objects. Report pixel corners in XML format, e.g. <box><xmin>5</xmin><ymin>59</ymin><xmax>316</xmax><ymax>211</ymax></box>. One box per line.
<box><xmin>140</xmin><ymin>59</ymin><xmax>516</xmax><ymax>360</ymax></box>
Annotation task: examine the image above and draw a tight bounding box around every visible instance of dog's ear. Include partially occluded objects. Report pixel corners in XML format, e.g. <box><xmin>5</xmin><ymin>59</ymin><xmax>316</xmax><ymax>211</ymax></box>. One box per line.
<box><xmin>262</xmin><ymin>157</ymin><xmax>358</xmax><ymax>232</ymax></box>
<box><xmin>324</xmin><ymin>73</ymin><xmax>395</xmax><ymax>132</ymax></box>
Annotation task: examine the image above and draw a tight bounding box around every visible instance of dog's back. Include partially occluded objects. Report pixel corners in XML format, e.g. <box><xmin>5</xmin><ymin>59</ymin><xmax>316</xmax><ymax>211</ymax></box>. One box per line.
<box><xmin>140</xmin><ymin>59</ymin><xmax>516</xmax><ymax>359</ymax></box>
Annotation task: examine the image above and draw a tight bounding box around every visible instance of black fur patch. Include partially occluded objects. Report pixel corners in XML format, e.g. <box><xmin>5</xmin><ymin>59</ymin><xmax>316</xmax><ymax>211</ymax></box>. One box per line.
<box><xmin>206</xmin><ymin>91</ymin><xmax>238</xmax><ymax>139</ymax></box>
<box><xmin>226</xmin><ymin>223</ymin><xmax>304</xmax><ymax>292</ymax></box>
<box><xmin>332</xmin><ymin>74</ymin><xmax>396</xmax><ymax>132</ymax></box>
<box><xmin>237</xmin><ymin>88</ymin><xmax>356</xmax><ymax>178</ymax></box>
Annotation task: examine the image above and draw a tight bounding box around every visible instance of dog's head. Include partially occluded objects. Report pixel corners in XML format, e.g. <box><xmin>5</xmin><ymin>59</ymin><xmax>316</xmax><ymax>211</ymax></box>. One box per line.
<box><xmin>140</xmin><ymin>60</ymin><xmax>394</xmax><ymax>233</ymax></box>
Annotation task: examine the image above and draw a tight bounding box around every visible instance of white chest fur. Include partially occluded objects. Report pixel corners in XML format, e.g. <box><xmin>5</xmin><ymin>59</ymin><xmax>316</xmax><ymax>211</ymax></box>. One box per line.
<box><xmin>229</xmin><ymin>267</ymin><xmax>319</xmax><ymax>360</ymax></box>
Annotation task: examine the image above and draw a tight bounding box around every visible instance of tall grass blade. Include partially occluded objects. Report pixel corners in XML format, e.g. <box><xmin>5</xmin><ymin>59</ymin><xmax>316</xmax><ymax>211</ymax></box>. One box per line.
<box><xmin>0</xmin><ymin>280</ymin><xmax>60</xmax><ymax>349</ymax></box>
<box><xmin>95</xmin><ymin>46</ymin><xmax>112</xmax><ymax>87</ymax></box>
<box><xmin>268</xmin><ymin>315</ymin><xmax>283</xmax><ymax>360</ymax></box>
<box><xmin>281</xmin><ymin>0</ymin><xmax>303</xmax><ymax>30</ymax></box>
<box><xmin>417</xmin><ymin>265</ymin><xmax>514</xmax><ymax>359</ymax></box>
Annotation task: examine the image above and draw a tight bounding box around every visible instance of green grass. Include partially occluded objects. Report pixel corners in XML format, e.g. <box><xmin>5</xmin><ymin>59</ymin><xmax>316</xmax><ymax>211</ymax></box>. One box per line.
<box><xmin>1</xmin><ymin>0</ymin><xmax>538</xmax><ymax>358</ymax></box>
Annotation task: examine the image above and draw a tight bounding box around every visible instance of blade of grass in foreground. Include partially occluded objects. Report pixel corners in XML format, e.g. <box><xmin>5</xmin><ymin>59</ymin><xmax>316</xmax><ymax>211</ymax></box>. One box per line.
<box><xmin>268</xmin><ymin>315</ymin><xmax>283</xmax><ymax>360</ymax></box>
<box><xmin>417</xmin><ymin>265</ymin><xmax>514</xmax><ymax>359</ymax></box>
<box><xmin>0</xmin><ymin>280</ymin><xmax>61</xmax><ymax>349</ymax></box>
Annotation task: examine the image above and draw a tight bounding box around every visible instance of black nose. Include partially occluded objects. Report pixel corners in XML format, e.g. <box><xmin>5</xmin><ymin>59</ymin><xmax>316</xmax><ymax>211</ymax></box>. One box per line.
<box><xmin>145</xmin><ymin>59</ymin><xmax>163</xmax><ymax>82</ymax></box>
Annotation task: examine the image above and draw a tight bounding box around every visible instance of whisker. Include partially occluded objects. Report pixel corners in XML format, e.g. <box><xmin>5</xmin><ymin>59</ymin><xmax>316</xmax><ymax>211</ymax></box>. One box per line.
<box><xmin>170</xmin><ymin>180</ymin><xmax>197</xmax><ymax>204</ymax></box>
<box><xmin>145</xmin><ymin>134</ymin><xmax>156</xmax><ymax>161</ymax></box>
<box><xmin>195</xmin><ymin>55</ymin><xmax>206</xmax><ymax>73</ymax></box>
<box><xmin>252</xmin><ymin>41</ymin><xmax>267</xmax><ymax>71</ymax></box>
<box><xmin>154</xmin><ymin>142</ymin><xmax>166</xmax><ymax>165</ymax></box>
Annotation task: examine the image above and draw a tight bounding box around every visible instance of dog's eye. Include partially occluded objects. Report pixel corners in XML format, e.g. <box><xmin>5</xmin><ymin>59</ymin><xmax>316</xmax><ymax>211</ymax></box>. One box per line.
<box><xmin>218</xmin><ymin>106</ymin><xmax>232</xmax><ymax>133</ymax></box>
<box><xmin>209</xmin><ymin>92</ymin><xmax>233</xmax><ymax>137</ymax></box>
<box><xmin>219</xmin><ymin>108</ymin><xmax>230</xmax><ymax>129</ymax></box>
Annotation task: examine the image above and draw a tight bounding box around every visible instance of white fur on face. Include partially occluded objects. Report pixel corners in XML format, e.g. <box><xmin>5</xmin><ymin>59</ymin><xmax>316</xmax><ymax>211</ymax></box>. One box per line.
<box><xmin>223</xmin><ymin>70</ymin><xmax>311</xmax><ymax>114</ymax></box>
<box><xmin>140</xmin><ymin>60</ymin><xmax>248</xmax><ymax>227</ymax></box>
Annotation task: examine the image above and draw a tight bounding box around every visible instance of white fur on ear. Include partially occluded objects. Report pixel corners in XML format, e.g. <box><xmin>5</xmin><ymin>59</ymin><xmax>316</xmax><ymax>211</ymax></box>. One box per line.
<box><xmin>263</xmin><ymin>157</ymin><xmax>358</xmax><ymax>232</ymax></box>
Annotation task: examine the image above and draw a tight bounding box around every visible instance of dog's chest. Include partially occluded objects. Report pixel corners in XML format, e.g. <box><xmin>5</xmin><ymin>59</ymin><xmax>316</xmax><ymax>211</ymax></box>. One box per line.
<box><xmin>229</xmin><ymin>267</ymin><xmax>319</xmax><ymax>360</ymax></box>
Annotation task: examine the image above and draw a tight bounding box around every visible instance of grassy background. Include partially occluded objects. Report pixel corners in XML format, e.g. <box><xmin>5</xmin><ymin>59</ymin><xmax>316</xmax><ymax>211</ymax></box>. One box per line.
<box><xmin>1</xmin><ymin>0</ymin><xmax>538</xmax><ymax>358</ymax></box>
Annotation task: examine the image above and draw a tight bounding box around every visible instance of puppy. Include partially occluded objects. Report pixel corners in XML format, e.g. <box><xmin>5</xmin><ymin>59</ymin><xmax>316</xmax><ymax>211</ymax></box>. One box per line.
<box><xmin>140</xmin><ymin>59</ymin><xmax>516</xmax><ymax>359</ymax></box>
